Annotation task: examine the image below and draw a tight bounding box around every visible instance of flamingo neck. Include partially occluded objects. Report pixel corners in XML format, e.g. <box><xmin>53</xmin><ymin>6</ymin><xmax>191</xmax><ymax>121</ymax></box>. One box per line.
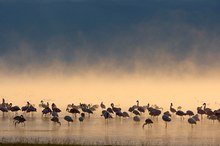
<box><xmin>203</xmin><ymin>104</ymin><xmax>206</xmax><ymax>110</ymax></box>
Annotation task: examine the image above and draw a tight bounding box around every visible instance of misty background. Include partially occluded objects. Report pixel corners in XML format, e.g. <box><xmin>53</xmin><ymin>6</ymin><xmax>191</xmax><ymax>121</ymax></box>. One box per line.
<box><xmin>0</xmin><ymin>0</ymin><xmax>220</xmax><ymax>108</ymax></box>
<box><xmin>0</xmin><ymin>0</ymin><xmax>220</xmax><ymax>78</ymax></box>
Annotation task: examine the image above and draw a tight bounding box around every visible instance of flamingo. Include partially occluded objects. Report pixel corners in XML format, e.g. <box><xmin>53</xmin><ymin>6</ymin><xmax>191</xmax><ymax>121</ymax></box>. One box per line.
<box><xmin>79</xmin><ymin>113</ymin><xmax>85</xmax><ymax>123</ymax></box>
<box><xmin>88</xmin><ymin>104</ymin><xmax>97</xmax><ymax>111</ymax></box>
<box><xmin>10</xmin><ymin>104</ymin><xmax>21</xmax><ymax>113</ymax></box>
<box><xmin>81</xmin><ymin>107</ymin><xmax>93</xmax><ymax>117</ymax></box>
<box><xmin>188</xmin><ymin>114</ymin><xmax>200</xmax><ymax>127</ymax></box>
<box><xmin>133</xmin><ymin>116</ymin><xmax>140</xmax><ymax>122</ymax></box>
<box><xmin>208</xmin><ymin>115</ymin><xmax>218</xmax><ymax>123</ymax></box>
<box><xmin>197</xmin><ymin>105</ymin><xmax>206</xmax><ymax>119</ymax></box>
<box><xmin>136</xmin><ymin>100</ymin><xmax>145</xmax><ymax>113</ymax></box>
<box><xmin>128</xmin><ymin>106</ymin><xmax>135</xmax><ymax>113</ymax></box>
<box><xmin>22</xmin><ymin>102</ymin><xmax>37</xmax><ymax>114</ymax></box>
<box><xmin>85</xmin><ymin>108</ymin><xmax>93</xmax><ymax>117</ymax></box>
<box><xmin>186</xmin><ymin>110</ymin><xmax>194</xmax><ymax>116</ymax></box>
<box><xmin>14</xmin><ymin>115</ymin><xmax>26</xmax><ymax>126</ymax></box>
<box><xmin>176</xmin><ymin>110</ymin><xmax>186</xmax><ymax>120</ymax></box>
<box><xmin>91</xmin><ymin>104</ymin><xmax>99</xmax><ymax>109</ymax></box>
<box><xmin>100</xmin><ymin>102</ymin><xmax>106</xmax><ymax>109</ymax></box>
<box><xmin>110</xmin><ymin>103</ymin><xmax>121</xmax><ymax>113</ymax></box>
<box><xmin>152</xmin><ymin>104</ymin><xmax>163</xmax><ymax>110</ymax></box>
<box><xmin>107</xmin><ymin>107</ymin><xmax>114</xmax><ymax>114</ymax></box>
<box><xmin>0</xmin><ymin>105</ymin><xmax>8</xmax><ymax>113</ymax></box>
<box><xmin>170</xmin><ymin>103</ymin><xmax>176</xmax><ymax>114</ymax></box>
<box><xmin>192</xmin><ymin>114</ymin><xmax>200</xmax><ymax>122</ymax></box>
<box><xmin>51</xmin><ymin>103</ymin><xmax>61</xmax><ymax>113</ymax></box>
<box><xmin>0</xmin><ymin>98</ymin><xmax>9</xmax><ymax>115</ymax></box>
<box><xmin>9</xmin><ymin>104</ymin><xmax>21</xmax><ymax>116</ymax></box>
<box><xmin>42</xmin><ymin>107</ymin><xmax>52</xmax><ymax>117</ymax></box>
<box><xmin>67</xmin><ymin>108</ymin><xmax>80</xmax><ymax>117</ymax></box>
<box><xmin>142</xmin><ymin>118</ymin><xmax>153</xmax><ymax>128</ymax></box>
<box><xmin>147</xmin><ymin>103</ymin><xmax>154</xmax><ymax>112</ymax></box>
<box><xmin>162</xmin><ymin>113</ymin><xmax>171</xmax><ymax>128</ymax></box>
<box><xmin>188</xmin><ymin>117</ymin><xmax>197</xmax><ymax>128</ymax></box>
<box><xmin>21</xmin><ymin>101</ymin><xmax>31</xmax><ymax>111</ymax></box>
<box><xmin>214</xmin><ymin>109</ymin><xmax>220</xmax><ymax>118</ymax></box>
<box><xmin>203</xmin><ymin>103</ymin><xmax>212</xmax><ymax>114</ymax></box>
<box><xmin>51</xmin><ymin>116</ymin><xmax>61</xmax><ymax>125</ymax></box>
<box><xmin>66</xmin><ymin>104</ymin><xmax>79</xmax><ymax>110</ymax></box>
<box><xmin>26</xmin><ymin>105</ymin><xmax>37</xmax><ymax>113</ymax></box>
<box><xmin>148</xmin><ymin>107</ymin><xmax>162</xmax><ymax>120</ymax></box>
<box><xmin>64</xmin><ymin>116</ymin><xmax>73</xmax><ymax>126</ymax></box>
<box><xmin>133</xmin><ymin>110</ymin><xmax>140</xmax><ymax>116</ymax></box>
<box><xmin>163</xmin><ymin>111</ymin><xmax>171</xmax><ymax>117</ymax></box>
<box><xmin>115</xmin><ymin>111</ymin><xmax>124</xmax><ymax>118</ymax></box>
<box><xmin>101</xmin><ymin>110</ymin><xmax>113</xmax><ymax>119</ymax></box>
<box><xmin>101</xmin><ymin>110</ymin><xmax>113</xmax><ymax>125</ymax></box>
<box><xmin>39</xmin><ymin>100</ymin><xmax>48</xmax><ymax>108</ymax></box>
<box><xmin>122</xmin><ymin>112</ymin><xmax>130</xmax><ymax>118</ymax></box>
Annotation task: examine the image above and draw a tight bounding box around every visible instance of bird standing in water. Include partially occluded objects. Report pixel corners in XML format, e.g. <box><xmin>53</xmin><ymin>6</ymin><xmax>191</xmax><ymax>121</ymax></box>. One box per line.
<box><xmin>162</xmin><ymin>113</ymin><xmax>171</xmax><ymax>128</ymax></box>
<box><xmin>79</xmin><ymin>113</ymin><xmax>85</xmax><ymax>123</ymax></box>
<box><xmin>142</xmin><ymin>118</ymin><xmax>153</xmax><ymax>128</ymax></box>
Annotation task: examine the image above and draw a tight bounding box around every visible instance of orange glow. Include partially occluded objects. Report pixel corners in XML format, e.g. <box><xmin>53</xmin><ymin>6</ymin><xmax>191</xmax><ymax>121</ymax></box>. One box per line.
<box><xmin>1</xmin><ymin>72</ymin><xmax>220</xmax><ymax>111</ymax></box>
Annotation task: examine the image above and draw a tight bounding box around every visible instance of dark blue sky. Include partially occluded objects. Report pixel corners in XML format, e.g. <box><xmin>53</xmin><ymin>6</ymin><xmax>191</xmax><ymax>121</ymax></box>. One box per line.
<box><xmin>0</xmin><ymin>0</ymin><xmax>220</xmax><ymax>74</ymax></box>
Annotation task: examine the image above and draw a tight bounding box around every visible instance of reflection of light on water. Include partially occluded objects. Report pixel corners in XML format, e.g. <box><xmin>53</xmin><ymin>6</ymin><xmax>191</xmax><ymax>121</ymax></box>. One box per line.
<box><xmin>2</xmin><ymin>110</ymin><xmax>219</xmax><ymax>145</ymax></box>
<box><xmin>0</xmin><ymin>75</ymin><xmax>220</xmax><ymax>145</ymax></box>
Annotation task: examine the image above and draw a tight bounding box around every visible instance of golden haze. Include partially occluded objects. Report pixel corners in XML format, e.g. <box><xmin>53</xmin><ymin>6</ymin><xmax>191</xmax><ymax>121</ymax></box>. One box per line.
<box><xmin>1</xmin><ymin>72</ymin><xmax>220</xmax><ymax>111</ymax></box>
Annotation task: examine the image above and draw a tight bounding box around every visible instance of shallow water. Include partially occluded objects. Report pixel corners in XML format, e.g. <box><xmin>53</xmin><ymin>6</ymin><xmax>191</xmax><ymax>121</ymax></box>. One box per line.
<box><xmin>0</xmin><ymin>109</ymin><xmax>220</xmax><ymax>146</ymax></box>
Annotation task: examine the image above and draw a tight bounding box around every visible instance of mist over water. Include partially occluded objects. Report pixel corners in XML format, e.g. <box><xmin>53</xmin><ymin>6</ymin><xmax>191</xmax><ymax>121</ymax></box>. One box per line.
<box><xmin>0</xmin><ymin>0</ymin><xmax>220</xmax><ymax>110</ymax></box>
<box><xmin>0</xmin><ymin>1</ymin><xmax>220</xmax><ymax>145</ymax></box>
<box><xmin>1</xmin><ymin>73</ymin><xmax>220</xmax><ymax>111</ymax></box>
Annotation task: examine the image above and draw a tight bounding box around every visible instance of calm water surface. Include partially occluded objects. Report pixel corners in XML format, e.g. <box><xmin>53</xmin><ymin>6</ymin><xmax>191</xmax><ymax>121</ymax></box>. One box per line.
<box><xmin>0</xmin><ymin>108</ymin><xmax>219</xmax><ymax>146</ymax></box>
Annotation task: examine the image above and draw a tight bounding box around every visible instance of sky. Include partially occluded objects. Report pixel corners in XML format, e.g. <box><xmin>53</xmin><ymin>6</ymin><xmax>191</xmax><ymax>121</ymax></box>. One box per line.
<box><xmin>0</xmin><ymin>0</ymin><xmax>220</xmax><ymax>109</ymax></box>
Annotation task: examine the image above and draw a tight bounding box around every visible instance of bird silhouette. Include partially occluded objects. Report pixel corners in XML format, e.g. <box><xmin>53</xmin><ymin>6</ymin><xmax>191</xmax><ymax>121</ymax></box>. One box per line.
<box><xmin>67</xmin><ymin>107</ymin><xmax>80</xmax><ymax>117</ymax></box>
<box><xmin>51</xmin><ymin>116</ymin><xmax>61</xmax><ymax>125</ymax></box>
<box><xmin>186</xmin><ymin>110</ymin><xmax>194</xmax><ymax>116</ymax></box>
<box><xmin>100</xmin><ymin>102</ymin><xmax>106</xmax><ymax>109</ymax></box>
<box><xmin>14</xmin><ymin>115</ymin><xmax>26</xmax><ymax>127</ymax></box>
<box><xmin>142</xmin><ymin>118</ymin><xmax>153</xmax><ymax>128</ymax></box>
<box><xmin>79</xmin><ymin>113</ymin><xmax>85</xmax><ymax>123</ymax></box>
<box><xmin>133</xmin><ymin>116</ymin><xmax>140</xmax><ymax>122</ymax></box>
<box><xmin>136</xmin><ymin>100</ymin><xmax>145</xmax><ymax>113</ymax></box>
<box><xmin>176</xmin><ymin>110</ymin><xmax>186</xmax><ymax>120</ymax></box>
<box><xmin>188</xmin><ymin>117</ymin><xmax>197</xmax><ymax>128</ymax></box>
<box><xmin>64</xmin><ymin>116</ymin><xmax>73</xmax><ymax>126</ymax></box>
<box><xmin>170</xmin><ymin>103</ymin><xmax>176</xmax><ymax>114</ymax></box>
<box><xmin>162</xmin><ymin>113</ymin><xmax>171</xmax><ymax>128</ymax></box>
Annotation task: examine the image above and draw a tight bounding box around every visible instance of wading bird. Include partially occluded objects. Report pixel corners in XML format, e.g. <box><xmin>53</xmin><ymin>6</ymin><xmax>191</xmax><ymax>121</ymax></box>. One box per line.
<box><xmin>170</xmin><ymin>103</ymin><xmax>176</xmax><ymax>114</ymax></box>
<box><xmin>64</xmin><ymin>116</ymin><xmax>73</xmax><ymax>126</ymax></box>
<box><xmin>188</xmin><ymin>117</ymin><xmax>197</xmax><ymax>128</ymax></box>
<box><xmin>14</xmin><ymin>115</ymin><xmax>26</xmax><ymax>126</ymax></box>
<box><xmin>142</xmin><ymin>118</ymin><xmax>153</xmax><ymax>128</ymax></box>
<box><xmin>51</xmin><ymin>116</ymin><xmax>61</xmax><ymax>125</ymax></box>
<box><xmin>133</xmin><ymin>116</ymin><xmax>140</xmax><ymax>122</ymax></box>
<box><xmin>136</xmin><ymin>100</ymin><xmax>145</xmax><ymax>113</ymax></box>
<box><xmin>100</xmin><ymin>102</ymin><xmax>106</xmax><ymax>109</ymax></box>
<box><xmin>162</xmin><ymin>113</ymin><xmax>171</xmax><ymax>128</ymax></box>
<box><xmin>79</xmin><ymin>113</ymin><xmax>85</xmax><ymax>123</ymax></box>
